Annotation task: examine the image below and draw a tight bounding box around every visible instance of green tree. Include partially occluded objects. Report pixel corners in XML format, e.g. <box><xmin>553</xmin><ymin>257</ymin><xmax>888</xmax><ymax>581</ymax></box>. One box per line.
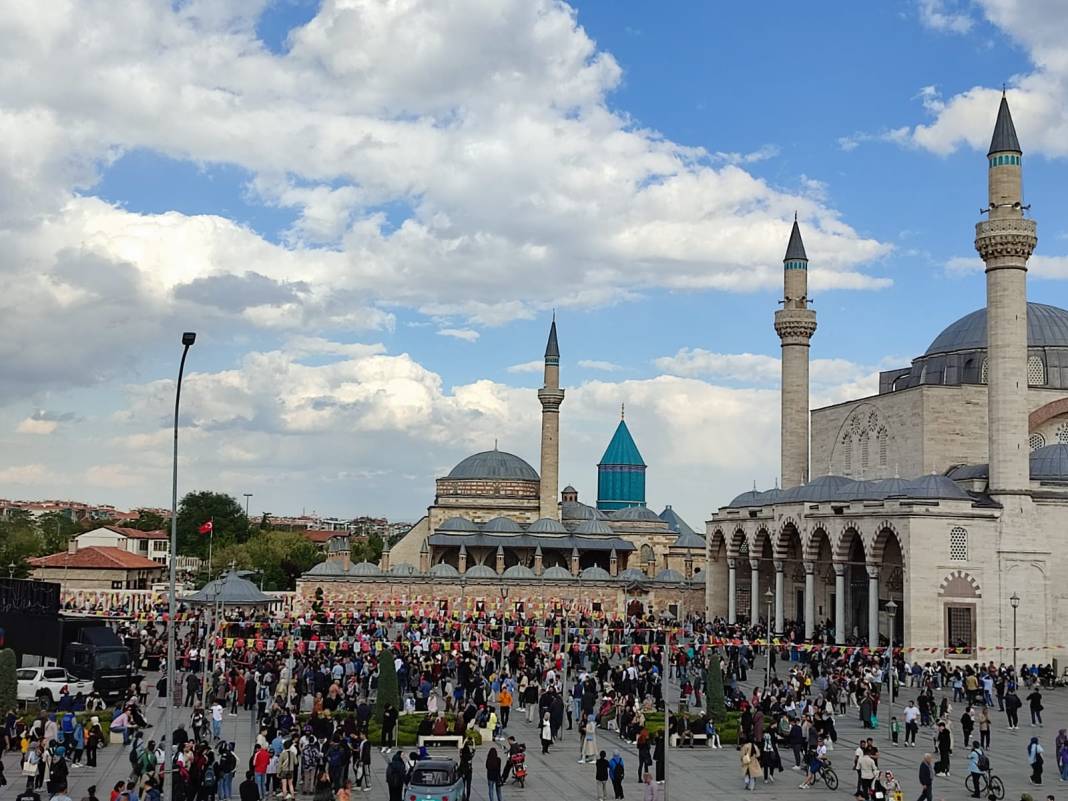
<box><xmin>35</xmin><ymin>512</ymin><xmax>78</xmax><ymax>555</ymax></box>
<box><xmin>176</xmin><ymin>491</ymin><xmax>249</xmax><ymax>558</ymax></box>
<box><xmin>373</xmin><ymin>648</ymin><xmax>400</xmax><ymax>727</ymax></box>
<box><xmin>0</xmin><ymin>649</ymin><xmax>15</xmax><ymax>711</ymax></box>
<box><xmin>350</xmin><ymin>533</ymin><xmax>385</xmax><ymax>565</ymax></box>
<box><xmin>209</xmin><ymin>530</ymin><xmax>320</xmax><ymax>591</ymax></box>
<box><xmin>127</xmin><ymin>510</ymin><xmax>168</xmax><ymax>531</ymax></box>
<box><xmin>0</xmin><ymin>516</ymin><xmax>41</xmax><ymax>575</ymax></box>
<box><xmin>706</xmin><ymin>653</ymin><xmax>726</xmax><ymax>723</ymax></box>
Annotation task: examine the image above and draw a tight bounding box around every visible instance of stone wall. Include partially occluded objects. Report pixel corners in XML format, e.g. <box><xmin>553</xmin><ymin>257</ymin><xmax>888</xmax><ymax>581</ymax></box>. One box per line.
<box><xmin>29</xmin><ymin>566</ymin><xmax>165</xmax><ymax>592</ymax></box>
<box><xmin>435</xmin><ymin>478</ymin><xmax>539</xmax><ymax>499</ymax></box>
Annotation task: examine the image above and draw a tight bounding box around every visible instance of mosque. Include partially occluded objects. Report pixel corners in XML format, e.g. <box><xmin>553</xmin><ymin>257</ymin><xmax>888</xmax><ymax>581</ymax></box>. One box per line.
<box><xmin>707</xmin><ymin>95</ymin><xmax>1068</xmax><ymax>661</ymax></box>
<box><xmin>295</xmin><ymin>322</ymin><xmax>707</xmax><ymax>618</ymax></box>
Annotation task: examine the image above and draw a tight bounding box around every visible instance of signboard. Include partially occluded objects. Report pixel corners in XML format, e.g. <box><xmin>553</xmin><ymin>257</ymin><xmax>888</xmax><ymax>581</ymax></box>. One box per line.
<box><xmin>0</xmin><ymin>578</ymin><xmax>60</xmax><ymax>617</ymax></box>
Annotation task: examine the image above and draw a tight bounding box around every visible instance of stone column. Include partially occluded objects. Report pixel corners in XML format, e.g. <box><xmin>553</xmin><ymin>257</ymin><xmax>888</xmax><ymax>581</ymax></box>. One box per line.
<box><xmin>803</xmin><ymin>561</ymin><xmax>815</xmax><ymax>640</ymax></box>
<box><xmin>458</xmin><ymin>545</ymin><xmax>467</xmax><ymax>574</ymax></box>
<box><xmin>834</xmin><ymin>563</ymin><xmax>846</xmax><ymax>645</ymax></box>
<box><xmin>749</xmin><ymin>559</ymin><xmax>760</xmax><ymax>624</ymax></box>
<box><xmin>867</xmin><ymin>564</ymin><xmax>880</xmax><ymax>649</ymax></box>
<box><xmin>609</xmin><ymin>548</ymin><xmax>618</xmax><ymax>577</ymax></box>
<box><xmin>570</xmin><ymin>547</ymin><xmax>580</xmax><ymax>576</ymax></box>
<box><xmin>534</xmin><ymin>546</ymin><xmax>543</xmax><ymax>576</ymax></box>
<box><xmin>496</xmin><ymin>546</ymin><xmax>505</xmax><ymax>575</ymax></box>
<box><xmin>727</xmin><ymin>558</ymin><xmax>737</xmax><ymax>624</ymax></box>
<box><xmin>773</xmin><ymin>560</ymin><xmax>785</xmax><ymax>634</ymax></box>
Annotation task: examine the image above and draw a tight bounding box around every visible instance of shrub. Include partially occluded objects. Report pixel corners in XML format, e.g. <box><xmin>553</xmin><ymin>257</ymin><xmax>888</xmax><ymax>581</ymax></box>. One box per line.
<box><xmin>706</xmin><ymin>654</ymin><xmax>727</xmax><ymax>724</ymax></box>
<box><xmin>372</xmin><ymin>652</ymin><xmax>400</xmax><ymax>729</ymax></box>
<box><xmin>0</xmin><ymin>649</ymin><xmax>16</xmax><ymax>712</ymax></box>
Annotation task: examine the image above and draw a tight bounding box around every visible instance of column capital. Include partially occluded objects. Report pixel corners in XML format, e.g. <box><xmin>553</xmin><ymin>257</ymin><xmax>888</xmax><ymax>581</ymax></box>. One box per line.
<box><xmin>749</xmin><ymin>558</ymin><xmax>761</xmax><ymax>572</ymax></box>
<box><xmin>865</xmin><ymin>563</ymin><xmax>880</xmax><ymax>580</ymax></box>
<box><xmin>832</xmin><ymin>562</ymin><xmax>847</xmax><ymax>577</ymax></box>
<box><xmin>726</xmin><ymin>558</ymin><xmax>736</xmax><ymax>570</ymax></box>
<box><xmin>773</xmin><ymin>560</ymin><xmax>784</xmax><ymax>573</ymax></box>
<box><xmin>803</xmin><ymin>561</ymin><xmax>815</xmax><ymax>575</ymax></box>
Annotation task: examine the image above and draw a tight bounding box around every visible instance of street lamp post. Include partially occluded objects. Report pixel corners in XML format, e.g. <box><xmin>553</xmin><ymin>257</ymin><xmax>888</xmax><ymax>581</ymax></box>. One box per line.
<box><xmin>7</xmin><ymin>562</ymin><xmax>14</xmax><ymax>579</ymax></box>
<box><xmin>764</xmin><ymin>587</ymin><xmax>774</xmax><ymax>691</ymax></box>
<box><xmin>244</xmin><ymin>493</ymin><xmax>253</xmax><ymax>521</ymax></box>
<box><xmin>499</xmin><ymin>586</ymin><xmax>509</xmax><ymax>681</ymax></box>
<box><xmin>885</xmin><ymin>599</ymin><xmax>898</xmax><ymax>741</ymax></box>
<box><xmin>1010</xmin><ymin>592</ymin><xmax>1021</xmax><ymax>672</ymax></box>
<box><xmin>164</xmin><ymin>332</ymin><xmax>196</xmax><ymax>801</ymax></box>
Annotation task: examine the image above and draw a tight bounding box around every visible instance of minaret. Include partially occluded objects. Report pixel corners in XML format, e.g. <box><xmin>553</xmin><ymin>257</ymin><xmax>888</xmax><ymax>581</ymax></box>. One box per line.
<box><xmin>538</xmin><ymin>317</ymin><xmax>565</xmax><ymax>519</ymax></box>
<box><xmin>774</xmin><ymin>217</ymin><xmax>817</xmax><ymax>488</ymax></box>
<box><xmin>976</xmin><ymin>93</ymin><xmax>1036</xmax><ymax>493</ymax></box>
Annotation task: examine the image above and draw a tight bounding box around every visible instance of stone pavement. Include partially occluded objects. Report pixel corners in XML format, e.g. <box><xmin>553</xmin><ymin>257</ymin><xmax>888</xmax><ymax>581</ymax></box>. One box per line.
<box><xmin>9</xmin><ymin>671</ymin><xmax>1066</xmax><ymax>801</ymax></box>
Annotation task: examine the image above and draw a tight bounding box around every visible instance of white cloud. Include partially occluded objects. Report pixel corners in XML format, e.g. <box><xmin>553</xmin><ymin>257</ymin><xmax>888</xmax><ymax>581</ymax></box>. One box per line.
<box><xmin>507</xmin><ymin>360</ymin><xmax>544</xmax><ymax>374</ymax></box>
<box><xmin>712</xmin><ymin>145</ymin><xmax>781</xmax><ymax>165</ymax></box>
<box><xmin>85</xmin><ymin>464</ymin><xmax>140</xmax><ymax>489</ymax></box>
<box><xmin>577</xmin><ymin>359</ymin><xmax>623</xmax><ymax>372</ymax></box>
<box><xmin>946</xmin><ymin>254</ymin><xmax>1068</xmax><ymax>279</ymax></box>
<box><xmin>0</xmin><ymin>464</ymin><xmax>53</xmax><ymax>484</ymax></box>
<box><xmin>437</xmin><ymin>328</ymin><xmax>480</xmax><ymax>342</ymax></box>
<box><xmin>917</xmin><ymin>0</ymin><xmax>976</xmax><ymax>33</ymax></box>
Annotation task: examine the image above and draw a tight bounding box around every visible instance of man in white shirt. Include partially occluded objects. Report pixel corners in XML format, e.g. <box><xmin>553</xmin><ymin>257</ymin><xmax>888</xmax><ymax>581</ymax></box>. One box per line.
<box><xmin>903</xmin><ymin>701</ymin><xmax>920</xmax><ymax>747</ymax></box>
<box><xmin>211</xmin><ymin>702</ymin><xmax>224</xmax><ymax>741</ymax></box>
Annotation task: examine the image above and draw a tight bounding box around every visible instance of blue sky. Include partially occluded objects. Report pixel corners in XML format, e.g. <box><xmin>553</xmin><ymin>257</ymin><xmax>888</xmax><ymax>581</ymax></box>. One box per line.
<box><xmin>2</xmin><ymin>0</ymin><xmax>1067</xmax><ymax>528</ymax></box>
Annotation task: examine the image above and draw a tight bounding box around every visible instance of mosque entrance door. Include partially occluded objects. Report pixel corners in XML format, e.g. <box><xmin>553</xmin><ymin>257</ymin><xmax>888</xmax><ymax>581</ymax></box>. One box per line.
<box><xmin>627</xmin><ymin>599</ymin><xmax>644</xmax><ymax>617</ymax></box>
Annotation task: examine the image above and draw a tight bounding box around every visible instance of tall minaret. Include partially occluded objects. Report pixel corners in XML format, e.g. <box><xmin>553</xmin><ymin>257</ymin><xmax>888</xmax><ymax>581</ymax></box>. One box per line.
<box><xmin>976</xmin><ymin>92</ymin><xmax>1036</xmax><ymax>493</ymax></box>
<box><xmin>538</xmin><ymin>317</ymin><xmax>565</xmax><ymax>519</ymax></box>
<box><xmin>774</xmin><ymin>217</ymin><xmax>818</xmax><ymax>488</ymax></box>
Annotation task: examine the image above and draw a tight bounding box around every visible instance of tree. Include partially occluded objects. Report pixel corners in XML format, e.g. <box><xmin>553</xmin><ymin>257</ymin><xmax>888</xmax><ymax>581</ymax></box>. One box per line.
<box><xmin>210</xmin><ymin>530</ymin><xmax>321</xmax><ymax>591</ymax></box>
<box><xmin>0</xmin><ymin>649</ymin><xmax>15</xmax><ymax>711</ymax></box>
<box><xmin>0</xmin><ymin>517</ymin><xmax>41</xmax><ymax>575</ymax></box>
<box><xmin>373</xmin><ymin>648</ymin><xmax>400</xmax><ymax>727</ymax></box>
<box><xmin>35</xmin><ymin>512</ymin><xmax>78</xmax><ymax>555</ymax></box>
<box><xmin>350</xmin><ymin>533</ymin><xmax>385</xmax><ymax>565</ymax></box>
<box><xmin>706</xmin><ymin>653</ymin><xmax>726</xmax><ymax>723</ymax></box>
<box><xmin>176</xmin><ymin>491</ymin><xmax>249</xmax><ymax>558</ymax></box>
<box><xmin>127</xmin><ymin>510</ymin><xmax>168</xmax><ymax>532</ymax></box>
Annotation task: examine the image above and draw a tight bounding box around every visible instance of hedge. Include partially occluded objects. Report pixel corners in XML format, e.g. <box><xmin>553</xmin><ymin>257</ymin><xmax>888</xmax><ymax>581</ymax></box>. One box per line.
<box><xmin>299</xmin><ymin>711</ymin><xmax>481</xmax><ymax>748</ymax></box>
<box><xmin>639</xmin><ymin>710</ymin><xmax>740</xmax><ymax>745</ymax></box>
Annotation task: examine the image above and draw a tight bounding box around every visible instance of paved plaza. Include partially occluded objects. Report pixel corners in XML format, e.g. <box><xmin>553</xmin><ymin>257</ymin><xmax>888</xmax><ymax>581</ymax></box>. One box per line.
<box><xmin>15</xmin><ymin>669</ymin><xmax>1067</xmax><ymax>801</ymax></box>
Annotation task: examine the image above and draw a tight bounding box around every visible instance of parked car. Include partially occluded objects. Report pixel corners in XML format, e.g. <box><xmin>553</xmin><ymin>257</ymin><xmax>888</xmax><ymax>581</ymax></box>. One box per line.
<box><xmin>406</xmin><ymin>758</ymin><xmax>465</xmax><ymax>801</ymax></box>
<box><xmin>16</xmin><ymin>666</ymin><xmax>94</xmax><ymax>709</ymax></box>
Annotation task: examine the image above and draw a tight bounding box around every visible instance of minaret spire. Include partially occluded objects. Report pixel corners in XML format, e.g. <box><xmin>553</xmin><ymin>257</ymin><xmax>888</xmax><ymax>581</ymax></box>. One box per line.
<box><xmin>538</xmin><ymin>317</ymin><xmax>565</xmax><ymax>519</ymax></box>
<box><xmin>774</xmin><ymin>218</ymin><xmax>817</xmax><ymax>488</ymax></box>
<box><xmin>977</xmin><ymin>93</ymin><xmax>1035</xmax><ymax>493</ymax></box>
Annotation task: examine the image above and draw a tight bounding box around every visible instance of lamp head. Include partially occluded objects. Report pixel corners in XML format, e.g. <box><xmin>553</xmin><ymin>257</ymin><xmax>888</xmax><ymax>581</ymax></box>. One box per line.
<box><xmin>885</xmin><ymin>599</ymin><xmax>898</xmax><ymax>613</ymax></box>
<box><xmin>764</xmin><ymin>588</ymin><xmax>774</xmax><ymax>603</ymax></box>
<box><xmin>182</xmin><ymin>332</ymin><xmax>197</xmax><ymax>346</ymax></box>
<box><xmin>1010</xmin><ymin>592</ymin><xmax>1021</xmax><ymax>609</ymax></box>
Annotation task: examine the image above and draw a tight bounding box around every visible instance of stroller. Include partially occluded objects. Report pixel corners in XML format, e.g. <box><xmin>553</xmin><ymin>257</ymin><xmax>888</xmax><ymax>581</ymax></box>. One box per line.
<box><xmin>508</xmin><ymin>743</ymin><xmax>528</xmax><ymax>788</ymax></box>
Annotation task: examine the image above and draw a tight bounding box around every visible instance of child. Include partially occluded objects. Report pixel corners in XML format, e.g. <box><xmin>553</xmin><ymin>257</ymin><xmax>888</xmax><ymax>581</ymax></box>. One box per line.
<box><xmin>890</xmin><ymin>716</ymin><xmax>900</xmax><ymax>746</ymax></box>
<box><xmin>705</xmin><ymin>720</ymin><xmax>722</xmax><ymax>749</ymax></box>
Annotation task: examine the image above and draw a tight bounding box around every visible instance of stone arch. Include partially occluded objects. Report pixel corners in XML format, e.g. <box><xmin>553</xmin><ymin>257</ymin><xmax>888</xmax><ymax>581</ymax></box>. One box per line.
<box><xmin>804</xmin><ymin>526</ymin><xmax>833</xmax><ymax>562</ymax></box>
<box><xmin>831</xmin><ymin>402</ymin><xmax>895</xmax><ymax>477</ymax></box>
<box><xmin>868</xmin><ymin>521</ymin><xmax>904</xmax><ymax>565</ymax></box>
<box><xmin>774</xmin><ymin>517</ymin><xmax>801</xmax><ymax>558</ymax></box>
<box><xmin>938</xmin><ymin>570</ymin><xmax>981</xmax><ymax>598</ymax></box>
<box><xmin>1029</xmin><ymin>397</ymin><xmax>1068</xmax><ymax>430</ymax></box>
<box><xmin>833</xmin><ymin>525</ymin><xmax>865</xmax><ymax>563</ymax></box>
<box><xmin>751</xmin><ymin>526</ymin><xmax>772</xmax><ymax>557</ymax></box>
<box><xmin>727</xmin><ymin>527</ymin><xmax>747</xmax><ymax>558</ymax></box>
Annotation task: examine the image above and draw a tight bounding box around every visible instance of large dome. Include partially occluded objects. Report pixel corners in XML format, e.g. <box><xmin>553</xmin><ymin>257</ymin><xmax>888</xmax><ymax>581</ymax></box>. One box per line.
<box><xmin>446</xmin><ymin>450</ymin><xmax>539</xmax><ymax>481</ymax></box>
<box><xmin>925</xmin><ymin>303</ymin><xmax>1068</xmax><ymax>355</ymax></box>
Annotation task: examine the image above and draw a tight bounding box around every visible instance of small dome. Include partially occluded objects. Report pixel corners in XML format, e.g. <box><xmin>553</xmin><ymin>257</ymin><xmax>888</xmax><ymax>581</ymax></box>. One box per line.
<box><xmin>726</xmin><ymin>489</ymin><xmax>764</xmax><ymax>508</ymax></box>
<box><xmin>527</xmin><ymin>517</ymin><xmax>568</xmax><ymax>534</ymax></box>
<box><xmin>349</xmin><ymin>561</ymin><xmax>382</xmax><ymax>576</ymax></box>
<box><xmin>902</xmin><ymin>474</ymin><xmax>972</xmax><ymax>500</ymax></box>
<box><xmin>327</xmin><ymin>536</ymin><xmax>350</xmax><ymax>553</ymax></box>
<box><xmin>388</xmin><ymin>563</ymin><xmax>417</xmax><ymax>576</ymax></box>
<box><xmin>794</xmin><ymin>475</ymin><xmax>856</xmax><ymax>501</ymax></box>
<box><xmin>541</xmin><ymin>566</ymin><xmax>573</xmax><ymax>579</ymax></box>
<box><xmin>872</xmin><ymin>477</ymin><xmax>915</xmax><ymax>498</ymax></box>
<box><xmin>463</xmin><ymin>564</ymin><xmax>498</xmax><ymax>578</ymax></box>
<box><xmin>305</xmin><ymin>560</ymin><xmax>344</xmax><ymax>576</ymax></box>
<box><xmin>672</xmin><ymin>530</ymin><xmax>705</xmax><ymax>549</ymax></box>
<box><xmin>609</xmin><ymin>506</ymin><xmax>661</xmax><ymax>522</ymax></box>
<box><xmin>561</xmin><ymin>500</ymin><xmax>608</xmax><ymax>521</ymax></box>
<box><xmin>447</xmin><ymin>450</ymin><xmax>539</xmax><ymax>481</ymax></box>
<box><xmin>925</xmin><ymin>302</ymin><xmax>1068</xmax><ymax>355</ymax></box>
<box><xmin>574</xmin><ymin>518</ymin><xmax>615</xmax><ymax>536</ymax></box>
<box><xmin>655</xmin><ymin>568</ymin><xmax>686</xmax><ymax>583</ymax></box>
<box><xmin>1030</xmin><ymin>444</ymin><xmax>1068</xmax><ymax>481</ymax></box>
<box><xmin>483</xmin><ymin>516</ymin><xmax>522</xmax><ymax>534</ymax></box>
<box><xmin>438</xmin><ymin>516</ymin><xmax>479</xmax><ymax>532</ymax></box>
<box><xmin>562</xmin><ymin>485</ymin><xmax>577</xmax><ymax>493</ymax></box>
<box><xmin>579</xmin><ymin>565</ymin><xmax>611</xmax><ymax>580</ymax></box>
<box><xmin>618</xmin><ymin>568</ymin><xmax>647</xmax><ymax>582</ymax></box>
<box><xmin>429</xmin><ymin>562</ymin><xmax>460</xmax><ymax>577</ymax></box>
<box><xmin>503</xmin><ymin>564</ymin><xmax>535</xmax><ymax>579</ymax></box>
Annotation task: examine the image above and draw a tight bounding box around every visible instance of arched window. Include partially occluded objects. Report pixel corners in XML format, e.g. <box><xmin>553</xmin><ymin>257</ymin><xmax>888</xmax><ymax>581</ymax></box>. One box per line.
<box><xmin>980</xmin><ymin>359</ymin><xmax>988</xmax><ymax>384</ymax></box>
<box><xmin>1029</xmin><ymin>433</ymin><xmax>1046</xmax><ymax>451</ymax></box>
<box><xmin>860</xmin><ymin>433</ymin><xmax>870</xmax><ymax>471</ymax></box>
<box><xmin>1058</xmin><ymin>423</ymin><xmax>1068</xmax><ymax>445</ymax></box>
<box><xmin>1027</xmin><ymin>355</ymin><xmax>1046</xmax><ymax>386</ymax></box>
<box><xmin>949</xmin><ymin>527</ymin><xmax>968</xmax><ymax>561</ymax></box>
<box><xmin>842</xmin><ymin>433</ymin><xmax>852</xmax><ymax>476</ymax></box>
<box><xmin>877</xmin><ymin>428</ymin><xmax>888</xmax><ymax>466</ymax></box>
<box><xmin>640</xmin><ymin>544</ymin><xmax>654</xmax><ymax>564</ymax></box>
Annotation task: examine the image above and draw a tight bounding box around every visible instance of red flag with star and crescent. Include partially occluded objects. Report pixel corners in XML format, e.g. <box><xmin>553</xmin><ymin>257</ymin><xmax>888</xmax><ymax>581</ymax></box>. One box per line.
<box><xmin>198</xmin><ymin>521</ymin><xmax>213</xmax><ymax>535</ymax></box>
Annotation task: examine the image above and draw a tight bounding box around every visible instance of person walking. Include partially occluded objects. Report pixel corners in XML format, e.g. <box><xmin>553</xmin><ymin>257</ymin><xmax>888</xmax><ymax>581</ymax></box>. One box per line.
<box><xmin>1027</xmin><ymin>689</ymin><xmax>1044</xmax><ymax>727</ymax></box>
<box><xmin>1028</xmin><ymin>736</ymin><xmax>1045</xmax><ymax>786</ymax></box>
<box><xmin>935</xmin><ymin>723</ymin><xmax>952</xmax><ymax>776</ymax></box>
<box><xmin>917</xmin><ymin>753</ymin><xmax>934</xmax><ymax>801</ymax></box>
<box><xmin>581</xmin><ymin>717</ymin><xmax>598</xmax><ymax>765</ymax></box>
<box><xmin>967</xmin><ymin>741</ymin><xmax>984</xmax><ymax>799</ymax></box>
<box><xmin>608</xmin><ymin>750</ymin><xmax>625</xmax><ymax>800</ymax></box>
<box><xmin>485</xmin><ymin>748</ymin><xmax>503</xmax><ymax>801</ymax></box>
<box><xmin>595</xmin><ymin>751</ymin><xmax>609</xmax><ymax>801</ymax></box>
<box><xmin>857</xmin><ymin>748</ymin><xmax>878</xmax><ymax>798</ymax></box>
<box><xmin>740</xmin><ymin>740</ymin><xmax>760</xmax><ymax>792</ymax></box>
<box><xmin>384</xmin><ymin>753</ymin><xmax>405</xmax><ymax>801</ymax></box>
<box><xmin>540</xmin><ymin>713</ymin><xmax>552</xmax><ymax>755</ymax></box>
<box><xmin>1005</xmin><ymin>688</ymin><xmax>1022</xmax><ymax>730</ymax></box>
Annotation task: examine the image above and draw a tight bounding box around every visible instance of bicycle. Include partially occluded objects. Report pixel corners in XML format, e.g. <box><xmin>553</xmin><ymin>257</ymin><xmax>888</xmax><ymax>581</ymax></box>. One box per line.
<box><xmin>962</xmin><ymin>770</ymin><xmax>1005</xmax><ymax>800</ymax></box>
<box><xmin>815</xmin><ymin>758</ymin><xmax>839</xmax><ymax>791</ymax></box>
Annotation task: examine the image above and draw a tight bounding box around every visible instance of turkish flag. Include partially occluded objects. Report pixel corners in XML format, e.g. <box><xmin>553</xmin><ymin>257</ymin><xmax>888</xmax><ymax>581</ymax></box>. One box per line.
<box><xmin>198</xmin><ymin>521</ymin><xmax>213</xmax><ymax>534</ymax></box>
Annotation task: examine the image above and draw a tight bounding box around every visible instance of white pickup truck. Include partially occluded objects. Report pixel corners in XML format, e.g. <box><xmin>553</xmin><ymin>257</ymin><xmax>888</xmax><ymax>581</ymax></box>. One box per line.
<box><xmin>16</xmin><ymin>666</ymin><xmax>94</xmax><ymax>709</ymax></box>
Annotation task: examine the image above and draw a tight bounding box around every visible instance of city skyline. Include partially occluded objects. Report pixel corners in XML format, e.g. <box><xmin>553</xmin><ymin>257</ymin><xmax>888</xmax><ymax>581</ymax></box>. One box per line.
<box><xmin>3</xmin><ymin>1</ymin><xmax>1068</xmax><ymax>526</ymax></box>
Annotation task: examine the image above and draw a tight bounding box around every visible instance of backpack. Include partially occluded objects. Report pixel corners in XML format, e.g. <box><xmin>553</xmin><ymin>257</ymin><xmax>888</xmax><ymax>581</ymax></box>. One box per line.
<box><xmin>977</xmin><ymin>751</ymin><xmax>990</xmax><ymax>772</ymax></box>
<box><xmin>203</xmin><ymin>765</ymin><xmax>216</xmax><ymax>786</ymax></box>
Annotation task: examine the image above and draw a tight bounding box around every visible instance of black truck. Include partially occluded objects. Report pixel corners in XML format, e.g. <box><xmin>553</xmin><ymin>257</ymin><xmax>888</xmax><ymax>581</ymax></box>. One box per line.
<box><xmin>0</xmin><ymin>579</ymin><xmax>142</xmax><ymax>701</ymax></box>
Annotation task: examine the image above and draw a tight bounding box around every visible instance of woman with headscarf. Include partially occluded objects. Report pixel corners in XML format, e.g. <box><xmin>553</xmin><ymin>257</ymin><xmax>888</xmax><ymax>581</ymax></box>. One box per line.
<box><xmin>540</xmin><ymin>713</ymin><xmax>552</xmax><ymax>755</ymax></box>
<box><xmin>1027</xmin><ymin>736</ymin><xmax>1045</xmax><ymax>786</ymax></box>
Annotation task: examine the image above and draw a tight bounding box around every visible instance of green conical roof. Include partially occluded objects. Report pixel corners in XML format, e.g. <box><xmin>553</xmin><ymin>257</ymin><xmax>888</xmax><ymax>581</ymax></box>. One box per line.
<box><xmin>598</xmin><ymin>419</ymin><xmax>646</xmax><ymax>466</ymax></box>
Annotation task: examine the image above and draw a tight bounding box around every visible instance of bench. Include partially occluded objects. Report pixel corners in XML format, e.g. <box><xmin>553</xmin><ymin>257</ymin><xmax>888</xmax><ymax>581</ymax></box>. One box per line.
<box><xmin>669</xmin><ymin>732</ymin><xmax>708</xmax><ymax>747</ymax></box>
<box><xmin>418</xmin><ymin>735</ymin><xmax>464</xmax><ymax>753</ymax></box>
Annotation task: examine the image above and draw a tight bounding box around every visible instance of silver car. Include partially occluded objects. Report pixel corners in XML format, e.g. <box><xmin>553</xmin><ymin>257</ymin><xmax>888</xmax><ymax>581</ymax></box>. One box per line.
<box><xmin>405</xmin><ymin>758</ymin><xmax>465</xmax><ymax>801</ymax></box>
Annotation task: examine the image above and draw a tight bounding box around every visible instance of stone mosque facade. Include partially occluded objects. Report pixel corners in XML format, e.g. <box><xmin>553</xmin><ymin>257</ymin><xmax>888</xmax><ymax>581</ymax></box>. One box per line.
<box><xmin>707</xmin><ymin>95</ymin><xmax>1068</xmax><ymax>661</ymax></box>
<box><xmin>295</xmin><ymin>322</ymin><xmax>706</xmax><ymax>618</ymax></box>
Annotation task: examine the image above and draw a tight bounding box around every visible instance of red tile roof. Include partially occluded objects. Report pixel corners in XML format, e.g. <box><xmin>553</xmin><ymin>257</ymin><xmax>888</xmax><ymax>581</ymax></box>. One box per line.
<box><xmin>106</xmin><ymin>526</ymin><xmax>168</xmax><ymax>540</ymax></box>
<box><xmin>303</xmin><ymin>530</ymin><xmax>336</xmax><ymax>544</ymax></box>
<box><xmin>30</xmin><ymin>546</ymin><xmax>164</xmax><ymax>570</ymax></box>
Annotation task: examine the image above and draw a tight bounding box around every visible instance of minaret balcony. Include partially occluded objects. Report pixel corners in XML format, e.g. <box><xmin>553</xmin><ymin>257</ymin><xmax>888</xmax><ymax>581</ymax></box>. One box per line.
<box><xmin>774</xmin><ymin>308</ymin><xmax>817</xmax><ymax>345</ymax></box>
<box><xmin>975</xmin><ymin>217</ymin><xmax>1037</xmax><ymax>262</ymax></box>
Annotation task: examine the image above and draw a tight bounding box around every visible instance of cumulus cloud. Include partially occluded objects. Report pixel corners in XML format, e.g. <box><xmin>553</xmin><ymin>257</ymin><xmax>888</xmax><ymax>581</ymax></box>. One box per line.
<box><xmin>437</xmin><ymin>328</ymin><xmax>480</xmax><ymax>342</ymax></box>
<box><xmin>507</xmin><ymin>360</ymin><xmax>544</xmax><ymax>374</ymax></box>
<box><xmin>577</xmin><ymin>359</ymin><xmax>624</xmax><ymax>372</ymax></box>
<box><xmin>0</xmin><ymin>464</ymin><xmax>53</xmax><ymax>484</ymax></box>
<box><xmin>917</xmin><ymin>0</ymin><xmax>976</xmax><ymax>33</ymax></box>
<box><xmin>15</xmin><ymin>410</ymin><xmax>78</xmax><ymax>435</ymax></box>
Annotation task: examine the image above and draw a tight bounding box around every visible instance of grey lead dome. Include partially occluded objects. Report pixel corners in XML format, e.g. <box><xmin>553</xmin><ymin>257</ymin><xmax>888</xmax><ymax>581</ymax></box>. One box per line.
<box><xmin>446</xmin><ymin>450</ymin><xmax>539</xmax><ymax>481</ymax></box>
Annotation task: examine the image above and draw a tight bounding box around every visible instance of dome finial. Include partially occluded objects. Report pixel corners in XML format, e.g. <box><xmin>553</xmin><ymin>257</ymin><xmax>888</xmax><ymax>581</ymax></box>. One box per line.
<box><xmin>494</xmin><ymin>438</ymin><xmax>498</xmax><ymax>451</ymax></box>
<box><xmin>620</xmin><ymin>402</ymin><xmax>625</xmax><ymax>420</ymax></box>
